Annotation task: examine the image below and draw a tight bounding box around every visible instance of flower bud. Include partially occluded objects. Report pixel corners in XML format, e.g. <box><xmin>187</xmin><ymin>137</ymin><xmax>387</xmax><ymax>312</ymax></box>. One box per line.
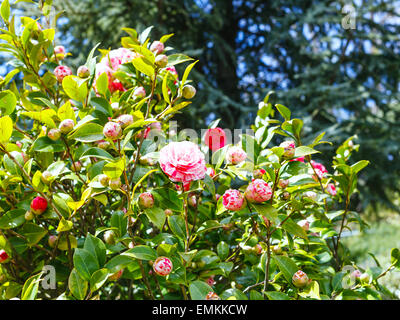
<box><xmin>164</xmin><ymin>209</ymin><xmax>173</xmax><ymax>216</ymax></box>
<box><xmin>326</xmin><ymin>183</ymin><xmax>337</xmax><ymax>196</ymax></box>
<box><xmin>292</xmin><ymin>270</ymin><xmax>309</xmax><ymax>288</ymax></box>
<box><xmin>99</xmin><ymin>174</ymin><xmax>110</xmax><ymax>187</ymax></box>
<box><xmin>253</xmin><ymin>168</ymin><xmax>266</xmax><ymax>179</ymax></box>
<box><xmin>30</xmin><ymin>196</ymin><xmax>48</xmax><ymax>215</ymax></box>
<box><xmin>226</xmin><ymin>146</ymin><xmax>247</xmax><ymax>165</ymax></box>
<box><xmin>138</xmin><ymin>192</ymin><xmax>154</xmax><ymax>208</ymax></box>
<box><xmin>352</xmin><ymin>270</ymin><xmax>362</xmax><ymax>279</ymax></box>
<box><xmin>182</xmin><ymin>85</ymin><xmax>196</xmax><ymax>99</ymax></box>
<box><xmin>96</xmin><ymin>140</ymin><xmax>111</xmax><ymax>150</ymax></box>
<box><xmin>54</xmin><ymin>65</ymin><xmax>72</xmax><ymax>82</ymax></box>
<box><xmin>222</xmin><ymin>189</ymin><xmax>245</xmax><ymax>211</ymax></box>
<box><xmin>41</xmin><ymin>170</ymin><xmax>53</xmax><ymax>184</ymax></box>
<box><xmin>77</xmin><ymin>65</ymin><xmax>90</xmax><ymax>78</ymax></box>
<box><xmin>109</xmin><ymin>177</ymin><xmax>121</xmax><ymax>190</ymax></box>
<box><xmin>245</xmin><ymin>179</ymin><xmax>272</xmax><ymax>203</ymax></box>
<box><xmin>298</xmin><ymin>219</ymin><xmax>310</xmax><ymax>232</ymax></box>
<box><xmin>103</xmin><ymin>122</ymin><xmax>122</xmax><ymax>140</ymax></box>
<box><xmin>204</xmin><ymin>127</ymin><xmax>226</xmax><ymax>151</ymax></box>
<box><xmin>116</xmin><ymin>114</ymin><xmax>134</xmax><ymax>128</ymax></box>
<box><xmin>278</xmin><ymin>179</ymin><xmax>289</xmax><ymax>189</ymax></box>
<box><xmin>272</xmin><ymin>245</ymin><xmax>282</xmax><ymax>255</ymax></box>
<box><xmin>134</xmin><ymin>86</ymin><xmax>146</xmax><ymax>98</ymax></box>
<box><xmin>254</xmin><ymin>244</ymin><xmax>263</xmax><ymax>255</ymax></box>
<box><xmin>206</xmin><ymin>292</ymin><xmax>221</xmax><ymax>300</ymax></box>
<box><xmin>109</xmin><ymin>269</ymin><xmax>124</xmax><ymax>281</ymax></box>
<box><xmin>73</xmin><ymin>161</ymin><xmax>82</xmax><ymax>172</ymax></box>
<box><xmin>57</xmin><ymin>234</ymin><xmax>77</xmax><ymax>251</ymax></box>
<box><xmin>206</xmin><ymin>167</ymin><xmax>216</xmax><ymax>178</ymax></box>
<box><xmin>262</xmin><ymin>216</ymin><xmax>272</xmax><ymax>228</ymax></box>
<box><xmin>150</xmin><ymin>41</ymin><xmax>165</xmax><ymax>55</ymax></box>
<box><xmin>128</xmin><ymin>242</ymin><xmax>135</xmax><ymax>249</ymax></box>
<box><xmin>215</xmin><ymin>193</ymin><xmax>221</xmax><ymax>202</ymax></box>
<box><xmin>279</xmin><ymin>141</ymin><xmax>296</xmax><ymax>159</ymax></box>
<box><xmin>360</xmin><ymin>273</ymin><xmax>370</xmax><ymax>284</ymax></box>
<box><xmin>188</xmin><ymin>195</ymin><xmax>197</xmax><ymax>208</ymax></box>
<box><xmin>59</xmin><ymin>119</ymin><xmax>75</xmax><ymax>134</ymax></box>
<box><xmin>282</xmin><ymin>191</ymin><xmax>290</xmax><ymax>200</ymax></box>
<box><xmin>0</xmin><ymin>250</ymin><xmax>10</xmax><ymax>263</ymax></box>
<box><xmin>54</xmin><ymin>45</ymin><xmax>66</xmax><ymax>59</ymax></box>
<box><xmin>103</xmin><ymin>230</ymin><xmax>116</xmax><ymax>245</ymax></box>
<box><xmin>48</xmin><ymin>128</ymin><xmax>61</xmax><ymax>141</ymax></box>
<box><xmin>111</xmin><ymin>102</ymin><xmax>120</xmax><ymax>112</ymax></box>
<box><xmin>155</xmin><ymin>54</ymin><xmax>168</xmax><ymax>68</ymax></box>
<box><xmin>206</xmin><ymin>276</ymin><xmax>216</xmax><ymax>286</ymax></box>
<box><xmin>25</xmin><ymin>210</ymin><xmax>35</xmax><ymax>221</ymax></box>
<box><xmin>303</xmin><ymin>191</ymin><xmax>317</xmax><ymax>201</ymax></box>
<box><xmin>153</xmin><ymin>256</ymin><xmax>173</xmax><ymax>276</ymax></box>
<box><xmin>48</xmin><ymin>235</ymin><xmax>58</xmax><ymax>248</ymax></box>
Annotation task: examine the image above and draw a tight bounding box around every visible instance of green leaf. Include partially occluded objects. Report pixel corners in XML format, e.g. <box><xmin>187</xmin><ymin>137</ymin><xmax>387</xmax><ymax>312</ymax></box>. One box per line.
<box><xmin>31</xmin><ymin>137</ymin><xmax>65</xmax><ymax>153</ymax></box>
<box><xmin>0</xmin><ymin>115</ymin><xmax>13</xmax><ymax>143</ymax></box>
<box><xmin>391</xmin><ymin>248</ymin><xmax>400</xmax><ymax>269</ymax></box>
<box><xmin>0</xmin><ymin>209</ymin><xmax>25</xmax><ymax>229</ymax></box>
<box><xmin>144</xmin><ymin>207</ymin><xmax>166</xmax><ymax>230</ymax></box>
<box><xmin>189</xmin><ymin>280</ymin><xmax>213</xmax><ymax>300</ymax></box>
<box><xmin>294</xmin><ymin>146</ymin><xmax>320</xmax><ymax>158</ymax></box>
<box><xmin>0</xmin><ymin>90</ymin><xmax>17</xmax><ymax>115</ymax></box>
<box><xmin>211</xmin><ymin>145</ymin><xmax>229</xmax><ymax>170</ymax></box>
<box><xmin>90</xmin><ymin>268</ymin><xmax>109</xmax><ymax>292</ymax></box>
<box><xmin>73</xmin><ymin>248</ymin><xmax>100</xmax><ymax>281</ymax></box>
<box><xmin>162</xmin><ymin>71</ymin><xmax>171</xmax><ymax>104</ymax></box>
<box><xmin>281</xmin><ymin>218</ymin><xmax>308</xmax><ymax>239</ymax></box>
<box><xmin>84</xmin><ymin>234</ymin><xmax>107</xmax><ymax>268</ymax></box>
<box><xmin>180</xmin><ymin>60</ymin><xmax>198</xmax><ymax>89</ymax></box>
<box><xmin>125</xmin><ymin>245</ymin><xmax>157</xmax><ymax>261</ymax></box>
<box><xmin>69</xmin><ymin>122</ymin><xmax>104</xmax><ymax>143</ymax></box>
<box><xmin>62</xmin><ymin>76</ymin><xmax>88</xmax><ymax>102</ymax></box>
<box><xmin>275</xmin><ymin>104</ymin><xmax>291</xmax><ymax>120</ymax></box>
<box><xmin>273</xmin><ymin>255</ymin><xmax>298</xmax><ymax>284</ymax></box>
<box><xmin>265</xmin><ymin>291</ymin><xmax>290</xmax><ymax>300</ymax></box>
<box><xmin>80</xmin><ymin>147</ymin><xmax>115</xmax><ymax>161</ymax></box>
<box><xmin>351</xmin><ymin>160</ymin><xmax>369</xmax><ymax>174</ymax></box>
<box><xmin>203</xmin><ymin>171</ymin><xmax>215</xmax><ymax>195</ymax></box>
<box><xmin>105</xmin><ymin>254</ymin><xmax>134</xmax><ymax>273</ymax></box>
<box><xmin>0</xmin><ymin>0</ymin><xmax>10</xmax><ymax>22</ymax></box>
<box><xmin>167</xmin><ymin>54</ymin><xmax>194</xmax><ymax>66</ymax></box>
<box><xmin>132</xmin><ymin>57</ymin><xmax>155</xmax><ymax>78</ymax></box>
<box><xmin>103</xmin><ymin>158</ymin><xmax>125</xmax><ymax>178</ymax></box>
<box><xmin>168</xmin><ymin>215</ymin><xmax>186</xmax><ymax>239</ymax></box>
<box><xmin>95</xmin><ymin>72</ymin><xmax>109</xmax><ymax>97</ymax></box>
<box><xmin>110</xmin><ymin>211</ymin><xmax>128</xmax><ymax>237</ymax></box>
<box><xmin>21</xmin><ymin>223</ymin><xmax>47</xmax><ymax>245</ymax></box>
<box><xmin>220</xmin><ymin>288</ymin><xmax>248</xmax><ymax>300</ymax></box>
<box><xmin>251</xmin><ymin>203</ymin><xmax>278</xmax><ymax>223</ymax></box>
<box><xmin>57</xmin><ymin>101</ymin><xmax>76</xmax><ymax>123</ymax></box>
<box><xmin>57</xmin><ymin>217</ymin><xmax>73</xmax><ymax>232</ymax></box>
<box><xmin>21</xmin><ymin>272</ymin><xmax>42</xmax><ymax>300</ymax></box>
<box><xmin>68</xmin><ymin>269</ymin><xmax>88</xmax><ymax>300</ymax></box>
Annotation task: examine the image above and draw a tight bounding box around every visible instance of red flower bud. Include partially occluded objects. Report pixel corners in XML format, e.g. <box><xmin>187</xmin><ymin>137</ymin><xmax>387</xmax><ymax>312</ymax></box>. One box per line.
<box><xmin>0</xmin><ymin>250</ymin><xmax>9</xmax><ymax>263</ymax></box>
<box><xmin>30</xmin><ymin>196</ymin><xmax>48</xmax><ymax>215</ymax></box>
<box><xmin>292</xmin><ymin>270</ymin><xmax>309</xmax><ymax>288</ymax></box>
<box><xmin>138</xmin><ymin>192</ymin><xmax>154</xmax><ymax>208</ymax></box>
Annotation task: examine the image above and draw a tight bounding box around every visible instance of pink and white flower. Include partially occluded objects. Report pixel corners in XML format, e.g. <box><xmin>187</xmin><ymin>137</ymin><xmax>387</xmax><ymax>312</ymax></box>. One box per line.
<box><xmin>326</xmin><ymin>183</ymin><xmax>337</xmax><ymax>196</ymax></box>
<box><xmin>222</xmin><ymin>189</ymin><xmax>245</xmax><ymax>211</ymax></box>
<box><xmin>311</xmin><ymin>160</ymin><xmax>328</xmax><ymax>180</ymax></box>
<box><xmin>226</xmin><ymin>146</ymin><xmax>247</xmax><ymax>165</ymax></box>
<box><xmin>103</xmin><ymin>121</ymin><xmax>122</xmax><ymax>139</ymax></box>
<box><xmin>279</xmin><ymin>140</ymin><xmax>296</xmax><ymax>158</ymax></box>
<box><xmin>159</xmin><ymin>141</ymin><xmax>207</xmax><ymax>183</ymax></box>
<box><xmin>245</xmin><ymin>179</ymin><xmax>272</xmax><ymax>203</ymax></box>
<box><xmin>153</xmin><ymin>257</ymin><xmax>173</xmax><ymax>276</ymax></box>
<box><xmin>54</xmin><ymin>65</ymin><xmax>72</xmax><ymax>82</ymax></box>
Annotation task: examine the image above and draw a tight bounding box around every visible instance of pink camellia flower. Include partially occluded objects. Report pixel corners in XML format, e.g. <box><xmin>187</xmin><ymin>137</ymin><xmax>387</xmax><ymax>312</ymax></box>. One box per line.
<box><xmin>159</xmin><ymin>141</ymin><xmax>207</xmax><ymax>183</ymax></box>
<box><xmin>110</xmin><ymin>80</ymin><xmax>126</xmax><ymax>92</ymax></box>
<box><xmin>290</xmin><ymin>156</ymin><xmax>305</xmax><ymax>163</ymax></box>
<box><xmin>222</xmin><ymin>189</ymin><xmax>245</xmax><ymax>211</ymax></box>
<box><xmin>166</xmin><ymin>66</ymin><xmax>179</xmax><ymax>85</ymax></box>
<box><xmin>245</xmin><ymin>179</ymin><xmax>272</xmax><ymax>203</ymax></box>
<box><xmin>134</xmin><ymin>86</ymin><xmax>146</xmax><ymax>98</ymax></box>
<box><xmin>311</xmin><ymin>160</ymin><xmax>328</xmax><ymax>180</ymax></box>
<box><xmin>226</xmin><ymin>146</ymin><xmax>247</xmax><ymax>165</ymax></box>
<box><xmin>103</xmin><ymin>122</ymin><xmax>122</xmax><ymax>139</ymax></box>
<box><xmin>150</xmin><ymin>41</ymin><xmax>165</xmax><ymax>55</ymax></box>
<box><xmin>100</xmin><ymin>48</ymin><xmax>137</xmax><ymax>70</ymax></box>
<box><xmin>54</xmin><ymin>65</ymin><xmax>72</xmax><ymax>82</ymax></box>
<box><xmin>206</xmin><ymin>167</ymin><xmax>216</xmax><ymax>178</ymax></box>
<box><xmin>206</xmin><ymin>276</ymin><xmax>216</xmax><ymax>286</ymax></box>
<box><xmin>326</xmin><ymin>183</ymin><xmax>337</xmax><ymax>196</ymax></box>
<box><xmin>298</xmin><ymin>219</ymin><xmax>310</xmax><ymax>232</ymax></box>
<box><xmin>153</xmin><ymin>257</ymin><xmax>173</xmax><ymax>276</ymax></box>
<box><xmin>204</xmin><ymin>128</ymin><xmax>226</xmax><ymax>151</ymax></box>
<box><xmin>279</xmin><ymin>140</ymin><xmax>296</xmax><ymax>158</ymax></box>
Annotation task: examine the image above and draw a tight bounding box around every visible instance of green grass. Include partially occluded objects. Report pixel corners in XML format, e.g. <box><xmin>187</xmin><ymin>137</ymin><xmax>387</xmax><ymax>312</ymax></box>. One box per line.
<box><xmin>342</xmin><ymin>215</ymin><xmax>400</xmax><ymax>298</ymax></box>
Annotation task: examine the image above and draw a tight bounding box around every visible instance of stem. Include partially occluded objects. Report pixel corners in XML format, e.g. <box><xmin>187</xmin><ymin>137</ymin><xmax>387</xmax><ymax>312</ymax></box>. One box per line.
<box><xmin>182</xmin><ymin>188</ymin><xmax>190</xmax><ymax>253</ymax></box>
<box><xmin>263</xmin><ymin>233</ymin><xmax>271</xmax><ymax>296</ymax></box>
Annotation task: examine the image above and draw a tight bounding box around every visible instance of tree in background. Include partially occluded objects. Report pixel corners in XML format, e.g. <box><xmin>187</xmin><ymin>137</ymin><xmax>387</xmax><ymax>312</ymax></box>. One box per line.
<box><xmin>10</xmin><ymin>0</ymin><xmax>400</xmax><ymax>213</ymax></box>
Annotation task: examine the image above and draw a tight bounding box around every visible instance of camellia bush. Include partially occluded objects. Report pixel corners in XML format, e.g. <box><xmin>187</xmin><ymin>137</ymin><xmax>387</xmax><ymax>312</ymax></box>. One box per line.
<box><xmin>0</xmin><ymin>2</ymin><xmax>400</xmax><ymax>300</ymax></box>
